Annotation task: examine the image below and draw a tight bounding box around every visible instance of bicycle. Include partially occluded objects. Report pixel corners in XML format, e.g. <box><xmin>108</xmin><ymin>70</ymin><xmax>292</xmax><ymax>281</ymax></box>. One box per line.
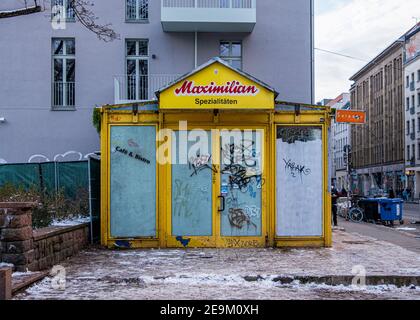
<box><xmin>337</xmin><ymin>196</ymin><xmax>364</xmax><ymax>223</ymax></box>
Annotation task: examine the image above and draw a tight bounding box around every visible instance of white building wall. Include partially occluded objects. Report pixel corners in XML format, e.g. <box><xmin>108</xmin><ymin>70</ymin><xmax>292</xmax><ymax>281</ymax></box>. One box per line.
<box><xmin>404</xmin><ymin>57</ymin><xmax>420</xmax><ymax>199</ymax></box>
<box><xmin>330</xmin><ymin>93</ymin><xmax>351</xmax><ymax>191</ymax></box>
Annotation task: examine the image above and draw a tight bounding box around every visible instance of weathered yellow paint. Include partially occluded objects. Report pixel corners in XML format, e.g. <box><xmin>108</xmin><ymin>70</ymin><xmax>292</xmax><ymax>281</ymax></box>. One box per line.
<box><xmin>100</xmin><ymin>107</ymin><xmax>332</xmax><ymax>249</ymax></box>
<box><xmin>159</xmin><ymin>60</ymin><xmax>276</xmax><ymax>110</ymax></box>
<box><xmin>100</xmin><ymin>63</ymin><xmax>333</xmax><ymax>249</ymax></box>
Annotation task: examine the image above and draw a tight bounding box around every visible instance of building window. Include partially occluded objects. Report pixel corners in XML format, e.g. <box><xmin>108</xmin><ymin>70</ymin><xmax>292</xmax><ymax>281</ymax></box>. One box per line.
<box><xmin>418</xmin><ymin>92</ymin><xmax>420</xmax><ymax>107</ymax></box>
<box><xmin>126</xmin><ymin>0</ymin><xmax>148</xmax><ymax>21</ymax></box>
<box><xmin>406</xmin><ymin>75</ymin><xmax>410</xmax><ymax>88</ymax></box>
<box><xmin>126</xmin><ymin>39</ymin><xmax>149</xmax><ymax>101</ymax></box>
<box><xmin>407</xmin><ymin>121</ymin><xmax>410</xmax><ymax>135</ymax></box>
<box><xmin>418</xmin><ymin>70</ymin><xmax>420</xmax><ymax>82</ymax></box>
<box><xmin>413</xmin><ymin>144</ymin><xmax>416</xmax><ymax>161</ymax></box>
<box><xmin>220</xmin><ymin>41</ymin><xmax>242</xmax><ymax>70</ymax></box>
<box><xmin>52</xmin><ymin>38</ymin><xmax>75</xmax><ymax>108</ymax></box>
<box><xmin>407</xmin><ymin>145</ymin><xmax>410</xmax><ymax>160</ymax></box>
<box><xmin>413</xmin><ymin>119</ymin><xmax>416</xmax><ymax>134</ymax></box>
<box><xmin>406</xmin><ymin>97</ymin><xmax>410</xmax><ymax>110</ymax></box>
<box><xmin>418</xmin><ymin>143</ymin><xmax>420</xmax><ymax>160</ymax></box>
<box><xmin>418</xmin><ymin>117</ymin><xmax>420</xmax><ymax>132</ymax></box>
<box><xmin>51</xmin><ymin>0</ymin><xmax>75</xmax><ymax>21</ymax></box>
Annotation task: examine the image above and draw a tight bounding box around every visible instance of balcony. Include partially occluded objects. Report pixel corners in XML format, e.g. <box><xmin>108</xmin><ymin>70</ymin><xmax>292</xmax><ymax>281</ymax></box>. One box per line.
<box><xmin>411</xmin><ymin>132</ymin><xmax>416</xmax><ymax>141</ymax></box>
<box><xmin>114</xmin><ymin>74</ymin><xmax>181</xmax><ymax>104</ymax></box>
<box><xmin>161</xmin><ymin>0</ymin><xmax>256</xmax><ymax>32</ymax></box>
<box><xmin>410</xmin><ymin>81</ymin><xmax>415</xmax><ymax>91</ymax></box>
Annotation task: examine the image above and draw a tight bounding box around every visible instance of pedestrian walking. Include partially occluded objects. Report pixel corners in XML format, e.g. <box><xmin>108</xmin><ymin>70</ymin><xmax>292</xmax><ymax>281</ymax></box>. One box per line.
<box><xmin>402</xmin><ymin>189</ymin><xmax>408</xmax><ymax>201</ymax></box>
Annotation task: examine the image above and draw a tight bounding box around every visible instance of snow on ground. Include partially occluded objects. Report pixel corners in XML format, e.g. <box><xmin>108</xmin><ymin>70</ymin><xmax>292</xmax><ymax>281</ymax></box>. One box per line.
<box><xmin>51</xmin><ymin>216</ymin><xmax>90</xmax><ymax>227</ymax></box>
<box><xmin>13</xmin><ymin>230</ymin><xmax>420</xmax><ymax>300</ymax></box>
<box><xmin>0</xmin><ymin>262</ymin><xmax>14</xmax><ymax>268</ymax></box>
<box><xmin>396</xmin><ymin>227</ymin><xmax>417</xmax><ymax>231</ymax></box>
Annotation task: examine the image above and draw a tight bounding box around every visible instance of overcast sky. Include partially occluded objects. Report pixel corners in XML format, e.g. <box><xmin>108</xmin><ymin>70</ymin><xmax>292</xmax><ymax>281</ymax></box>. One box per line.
<box><xmin>314</xmin><ymin>0</ymin><xmax>420</xmax><ymax>102</ymax></box>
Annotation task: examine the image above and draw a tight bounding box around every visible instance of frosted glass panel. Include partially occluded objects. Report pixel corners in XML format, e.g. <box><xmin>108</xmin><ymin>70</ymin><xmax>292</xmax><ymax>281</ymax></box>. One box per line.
<box><xmin>220</xmin><ymin>130</ymin><xmax>263</xmax><ymax>237</ymax></box>
<box><xmin>171</xmin><ymin>131</ymin><xmax>213</xmax><ymax>236</ymax></box>
<box><xmin>276</xmin><ymin>127</ymin><xmax>323</xmax><ymax>237</ymax></box>
<box><xmin>110</xmin><ymin>126</ymin><xmax>156</xmax><ymax>238</ymax></box>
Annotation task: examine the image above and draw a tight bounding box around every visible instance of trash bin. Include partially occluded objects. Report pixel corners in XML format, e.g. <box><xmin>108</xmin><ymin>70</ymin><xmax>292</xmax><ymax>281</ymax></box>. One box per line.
<box><xmin>377</xmin><ymin>199</ymin><xmax>404</xmax><ymax>223</ymax></box>
<box><xmin>358</xmin><ymin>198</ymin><xmax>381</xmax><ymax>221</ymax></box>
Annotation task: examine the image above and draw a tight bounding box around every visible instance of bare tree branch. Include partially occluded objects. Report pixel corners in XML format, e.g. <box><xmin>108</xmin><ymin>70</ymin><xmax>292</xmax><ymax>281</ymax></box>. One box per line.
<box><xmin>70</xmin><ymin>0</ymin><xmax>120</xmax><ymax>42</ymax></box>
<box><xmin>0</xmin><ymin>0</ymin><xmax>120</xmax><ymax>43</ymax></box>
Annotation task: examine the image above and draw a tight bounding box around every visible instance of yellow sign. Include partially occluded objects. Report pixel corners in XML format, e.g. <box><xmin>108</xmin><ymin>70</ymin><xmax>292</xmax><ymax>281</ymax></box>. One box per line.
<box><xmin>158</xmin><ymin>60</ymin><xmax>276</xmax><ymax>109</ymax></box>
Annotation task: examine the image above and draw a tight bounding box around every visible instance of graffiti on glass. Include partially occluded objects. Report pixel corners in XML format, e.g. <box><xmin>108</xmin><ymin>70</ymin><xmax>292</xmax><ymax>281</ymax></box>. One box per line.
<box><xmin>188</xmin><ymin>154</ymin><xmax>218</xmax><ymax>177</ymax></box>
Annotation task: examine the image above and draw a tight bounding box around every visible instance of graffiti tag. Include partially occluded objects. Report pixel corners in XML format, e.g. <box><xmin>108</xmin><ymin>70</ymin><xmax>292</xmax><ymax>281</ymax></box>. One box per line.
<box><xmin>228</xmin><ymin>208</ymin><xmax>257</xmax><ymax>230</ymax></box>
<box><xmin>283</xmin><ymin>158</ymin><xmax>311</xmax><ymax>181</ymax></box>
<box><xmin>188</xmin><ymin>154</ymin><xmax>218</xmax><ymax>177</ymax></box>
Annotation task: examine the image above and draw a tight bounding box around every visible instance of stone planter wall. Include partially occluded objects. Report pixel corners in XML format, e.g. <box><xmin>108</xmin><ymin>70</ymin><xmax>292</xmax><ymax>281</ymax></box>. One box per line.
<box><xmin>33</xmin><ymin>225</ymin><xmax>89</xmax><ymax>271</ymax></box>
<box><xmin>0</xmin><ymin>203</ymin><xmax>89</xmax><ymax>272</ymax></box>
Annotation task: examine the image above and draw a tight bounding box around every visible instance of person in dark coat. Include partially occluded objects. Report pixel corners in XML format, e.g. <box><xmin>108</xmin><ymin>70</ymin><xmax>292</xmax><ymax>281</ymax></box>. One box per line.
<box><xmin>341</xmin><ymin>187</ymin><xmax>348</xmax><ymax>197</ymax></box>
<box><xmin>388</xmin><ymin>188</ymin><xmax>395</xmax><ymax>199</ymax></box>
<box><xmin>331</xmin><ymin>187</ymin><xmax>339</xmax><ymax>227</ymax></box>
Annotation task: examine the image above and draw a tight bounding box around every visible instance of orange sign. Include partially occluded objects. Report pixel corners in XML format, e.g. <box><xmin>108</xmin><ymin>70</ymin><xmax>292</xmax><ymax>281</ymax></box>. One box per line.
<box><xmin>336</xmin><ymin>110</ymin><xmax>366</xmax><ymax>124</ymax></box>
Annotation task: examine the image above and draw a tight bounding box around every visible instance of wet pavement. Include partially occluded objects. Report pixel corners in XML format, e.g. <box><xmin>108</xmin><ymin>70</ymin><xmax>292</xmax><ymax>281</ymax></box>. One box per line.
<box><xmin>14</xmin><ymin>229</ymin><xmax>420</xmax><ymax>300</ymax></box>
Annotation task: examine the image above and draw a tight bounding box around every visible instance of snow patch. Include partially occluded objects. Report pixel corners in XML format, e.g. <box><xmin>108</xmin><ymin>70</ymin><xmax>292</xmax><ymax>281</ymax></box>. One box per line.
<box><xmin>51</xmin><ymin>216</ymin><xmax>90</xmax><ymax>227</ymax></box>
<box><xmin>0</xmin><ymin>262</ymin><xmax>14</xmax><ymax>268</ymax></box>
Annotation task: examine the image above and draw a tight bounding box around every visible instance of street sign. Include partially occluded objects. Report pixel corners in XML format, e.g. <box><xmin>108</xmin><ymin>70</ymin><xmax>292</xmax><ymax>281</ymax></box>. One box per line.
<box><xmin>336</xmin><ymin>110</ymin><xmax>366</xmax><ymax>124</ymax></box>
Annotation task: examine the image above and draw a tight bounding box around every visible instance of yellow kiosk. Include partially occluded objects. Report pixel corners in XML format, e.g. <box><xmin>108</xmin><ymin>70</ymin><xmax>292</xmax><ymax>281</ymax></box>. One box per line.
<box><xmin>100</xmin><ymin>58</ymin><xmax>333</xmax><ymax>249</ymax></box>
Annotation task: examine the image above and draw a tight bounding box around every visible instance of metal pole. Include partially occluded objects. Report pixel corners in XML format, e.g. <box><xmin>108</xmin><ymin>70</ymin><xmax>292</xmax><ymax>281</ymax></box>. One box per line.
<box><xmin>87</xmin><ymin>157</ymin><xmax>93</xmax><ymax>244</ymax></box>
<box><xmin>194</xmin><ymin>31</ymin><xmax>198</xmax><ymax>68</ymax></box>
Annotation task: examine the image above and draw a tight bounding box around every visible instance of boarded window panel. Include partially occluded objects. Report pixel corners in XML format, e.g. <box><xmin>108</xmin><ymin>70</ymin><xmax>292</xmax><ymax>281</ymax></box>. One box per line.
<box><xmin>171</xmin><ymin>131</ymin><xmax>213</xmax><ymax>237</ymax></box>
<box><xmin>110</xmin><ymin>126</ymin><xmax>157</xmax><ymax>238</ymax></box>
<box><xmin>276</xmin><ymin>126</ymin><xmax>323</xmax><ymax>237</ymax></box>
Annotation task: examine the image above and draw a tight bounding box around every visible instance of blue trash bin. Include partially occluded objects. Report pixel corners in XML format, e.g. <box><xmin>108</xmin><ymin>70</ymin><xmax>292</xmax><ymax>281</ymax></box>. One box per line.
<box><xmin>377</xmin><ymin>199</ymin><xmax>404</xmax><ymax>223</ymax></box>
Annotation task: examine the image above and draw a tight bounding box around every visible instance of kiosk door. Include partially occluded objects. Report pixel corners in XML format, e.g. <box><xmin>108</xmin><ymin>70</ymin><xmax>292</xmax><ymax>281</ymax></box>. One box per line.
<box><xmin>167</xmin><ymin>128</ymin><xmax>266</xmax><ymax>248</ymax></box>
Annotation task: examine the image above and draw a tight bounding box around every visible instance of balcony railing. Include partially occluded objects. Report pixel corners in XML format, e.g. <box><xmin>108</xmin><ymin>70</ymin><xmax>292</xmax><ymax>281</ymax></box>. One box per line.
<box><xmin>52</xmin><ymin>82</ymin><xmax>75</xmax><ymax>108</ymax></box>
<box><xmin>51</xmin><ymin>0</ymin><xmax>76</xmax><ymax>21</ymax></box>
<box><xmin>410</xmin><ymin>81</ymin><xmax>415</xmax><ymax>91</ymax></box>
<box><xmin>161</xmin><ymin>0</ymin><xmax>256</xmax><ymax>32</ymax></box>
<box><xmin>410</xmin><ymin>132</ymin><xmax>416</xmax><ymax>140</ymax></box>
<box><xmin>114</xmin><ymin>74</ymin><xmax>181</xmax><ymax>104</ymax></box>
<box><xmin>162</xmin><ymin>0</ymin><xmax>254</xmax><ymax>8</ymax></box>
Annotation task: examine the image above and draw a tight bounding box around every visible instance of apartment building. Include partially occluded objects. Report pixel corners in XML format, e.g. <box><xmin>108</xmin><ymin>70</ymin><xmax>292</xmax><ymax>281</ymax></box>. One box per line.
<box><xmin>0</xmin><ymin>0</ymin><xmax>314</xmax><ymax>164</ymax></box>
<box><xmin>404</xmin><ymin>23</ymin><xmax>420</xmax><ymax>199</ymax></box>
<box><xmin>329</xmin><ymin>93</ymin><xmax>351</xmax><ymax>191</ymax></box>
<box><xmin>350</xmin><ymin>38</ymin><xmax>405</xmax><ymax>196</ymax></box>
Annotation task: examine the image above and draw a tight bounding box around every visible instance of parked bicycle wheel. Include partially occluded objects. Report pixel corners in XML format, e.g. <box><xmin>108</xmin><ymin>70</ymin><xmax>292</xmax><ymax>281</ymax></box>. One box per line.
<box><xmin>349</xmin><ymin>207</ymin><xmax>364</xmax><ymax>223</ymax></box>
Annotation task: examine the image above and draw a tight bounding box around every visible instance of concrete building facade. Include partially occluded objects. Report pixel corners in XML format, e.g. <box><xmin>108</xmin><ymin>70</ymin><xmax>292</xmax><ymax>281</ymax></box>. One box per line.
<box><xmin>0</xmin><ymin>0</ymin><xmax>314</xmax><ymax>164</ymax></box>
<box><xmin>350</xmin><ymin>39</ymin><xmax>405</xmax><ymax>196</ymax></box>
<box><xmin>404</xmin><ymin>23</ymin><xmax>420</xmax><ymax>200</ymax></box>
<box><xmin>329</xmin><ymin>93</ymin><xmax>351</xmax><ymax>191</ymax></box>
